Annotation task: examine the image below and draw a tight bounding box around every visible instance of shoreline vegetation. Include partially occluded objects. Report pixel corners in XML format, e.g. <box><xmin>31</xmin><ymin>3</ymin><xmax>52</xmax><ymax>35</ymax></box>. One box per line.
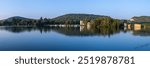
<box><xmin>0</xmin><ymin>14</ymin><xmax>150</xmax><ymax>37</ymax></box>
<box><xmin>0</xmin><ymin>14</ymin><xmax>150</xmax><ymax>28</ymax></box>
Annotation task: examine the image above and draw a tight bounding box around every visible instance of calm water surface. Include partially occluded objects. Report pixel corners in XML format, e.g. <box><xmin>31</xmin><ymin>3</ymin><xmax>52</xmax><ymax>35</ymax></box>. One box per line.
<box><xmin>0</xmin><ymin>26</ymin><xmax>150</xmax><ymax>51</ymax></box>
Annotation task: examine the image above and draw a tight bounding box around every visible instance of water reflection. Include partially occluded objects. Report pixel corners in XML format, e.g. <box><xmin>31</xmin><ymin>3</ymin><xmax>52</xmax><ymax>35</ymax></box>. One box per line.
<box><xmin>124</xmin><ymin>23</ymin><xmax>150</xmax><ymax>36</ymax></box>
<box><xmin>0</xmin><ymin>26</ymin><xmax>150</xmax><ymax>51</ymax></box>
<box><xmin>0</xmin><ymin>26</ymin><xmax>150</xmax><ymax>37</ymax></box>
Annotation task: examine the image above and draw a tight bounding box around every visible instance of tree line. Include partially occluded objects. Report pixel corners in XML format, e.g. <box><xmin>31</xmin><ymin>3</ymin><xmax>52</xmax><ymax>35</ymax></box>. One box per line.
<box><xmin>0</xmin><ymin>17</ymin><xmax>55</xmax><ymax>26</ymax></box>
<box><xmin>81</xmin><ymin>17</ymin><xmax>123</xmax><ymax>29</ymax></box>
<box><xmin>0</xmin><ymin>14</ymin><xmax>124</xmax><ymax>27</ymax></box>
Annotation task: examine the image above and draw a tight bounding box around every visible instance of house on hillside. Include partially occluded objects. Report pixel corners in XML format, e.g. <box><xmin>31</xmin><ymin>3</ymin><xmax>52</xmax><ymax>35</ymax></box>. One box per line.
<box><xmin>130</xmin><ymin>18</ymin><xmax>135</xmax><ymax>22</ymax></box>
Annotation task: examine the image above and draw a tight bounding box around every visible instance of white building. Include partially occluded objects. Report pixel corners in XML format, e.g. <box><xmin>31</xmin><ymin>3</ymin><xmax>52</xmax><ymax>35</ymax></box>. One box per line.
<box><xmin>80</xmin><ymin>20</ymin><xmax>85</xmax><ymax>26</ymax></box>
<box><xmin>130</xmin><ymin>18</ymin><xmax>135</xmax><ymax>22</ymax></box>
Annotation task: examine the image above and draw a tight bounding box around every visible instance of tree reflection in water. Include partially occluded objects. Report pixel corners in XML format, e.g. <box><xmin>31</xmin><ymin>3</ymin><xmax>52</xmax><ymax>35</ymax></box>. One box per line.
<box><xmin>0</xmin><ymin>26</ymin><xmax>150</xmax><ymax>37</ymax></box>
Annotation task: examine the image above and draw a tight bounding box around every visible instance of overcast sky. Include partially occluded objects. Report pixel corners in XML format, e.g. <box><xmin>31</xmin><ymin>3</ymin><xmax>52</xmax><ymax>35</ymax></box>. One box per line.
<box><xmin>0</xmin><ymin>0</ymin><xmax>150</xmax><ymax>19</ymax></box>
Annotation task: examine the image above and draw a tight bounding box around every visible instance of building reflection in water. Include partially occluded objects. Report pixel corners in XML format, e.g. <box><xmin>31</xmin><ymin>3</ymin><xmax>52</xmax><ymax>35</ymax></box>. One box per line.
<box><xmin>0</xmin><ymin>23</ymin><xmax>150</xmax><ymax>37</ymax></box>
<box><xmin>124</xmin><ymin>23</ymin><xmax>142</xmax><ymax>31</ymax></box>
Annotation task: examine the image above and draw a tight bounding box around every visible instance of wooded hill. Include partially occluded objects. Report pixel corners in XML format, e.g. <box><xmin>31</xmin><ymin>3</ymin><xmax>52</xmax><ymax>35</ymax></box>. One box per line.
<box><xmin>53</xmin><ymin>14</ymin><xmax>110</xmax><ymax>24</ymax></box>
<box><xmin>1</xmin><ymin>14</ymin><xmax>150</xmax><ymax>26</ymax></box>
<box><xmin>0</xmin><ymin>14</ymin><xmax>111</xmax><ymax>26</ymax></box>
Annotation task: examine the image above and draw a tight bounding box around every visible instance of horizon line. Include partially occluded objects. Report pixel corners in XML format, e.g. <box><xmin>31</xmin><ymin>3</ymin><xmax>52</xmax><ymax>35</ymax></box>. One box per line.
<box><xmin>0</xmin><ymin>13</ymin><xmax>149</xmax><ymax>20</ymax></box>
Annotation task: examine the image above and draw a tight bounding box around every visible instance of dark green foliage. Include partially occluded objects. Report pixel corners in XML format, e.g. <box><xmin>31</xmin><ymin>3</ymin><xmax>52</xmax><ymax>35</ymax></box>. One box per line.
<box><xmin>0</xmin><ymin>14</ymin><xmax>122</xmax><ymax>27</ymax></box>
<box><xmin>81</xmin><ymin>17</ymin><xmax>122</xmax><ymax>29</ymax></box>
<box><xmin>1</xmin><ymin>16</ymin><xmax>54</xmax><ymax>26</ymax></box>
<box><xmin>53</xmin><ymin>14</ymin><xmax>110</xmax><ymax>24</ymax></box>
<box><xmin>0</xmin><ymin>21</ymin><xmax>2</xmax><ymax>26</ymax></box>
<box><xmin>2</xmin><ymin>16</ymin><xmax>36</xmax><ymax>26</ymax></box>
<box><xmin>79</xmin><ymin>17</ymin><xmax>124</xmax><ymax>36</ymax></box>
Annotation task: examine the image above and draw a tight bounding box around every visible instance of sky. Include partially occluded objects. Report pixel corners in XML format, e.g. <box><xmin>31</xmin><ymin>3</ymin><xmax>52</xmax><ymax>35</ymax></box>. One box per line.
<box><xmin>0</xmin><ymin>0</ymin><xmax>150</xmax><ymax>19</ymax></box>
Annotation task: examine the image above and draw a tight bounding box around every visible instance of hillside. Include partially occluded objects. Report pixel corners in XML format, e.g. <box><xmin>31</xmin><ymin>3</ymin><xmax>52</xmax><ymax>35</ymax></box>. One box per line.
<box><xmin>53</xmin><ymin>14</ymin><xmax>110</xmax><ymax>23</ymax></box>
<box><xmin>130</xmin><ymin>16</ymin><xmax>150</xmax><ymax>23</ymax></box>
<box><xmin>0</xmin><ymin>16</ymin><xmax>30</xmax><ymax>25</ymax></box>
<box><xmin>5</xmin><ymin>16</ymin><xmax>31</xmax><ymax>22</ymax></box>
<box><xmin>1</xmin><ymin>16</ymin><xmax>37</xmax><ymax>25</ymax></box>
<box><xmin>0</xmin><ymin>14</ymin><xmax>123</xmax><ymax>26</ymax></box>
